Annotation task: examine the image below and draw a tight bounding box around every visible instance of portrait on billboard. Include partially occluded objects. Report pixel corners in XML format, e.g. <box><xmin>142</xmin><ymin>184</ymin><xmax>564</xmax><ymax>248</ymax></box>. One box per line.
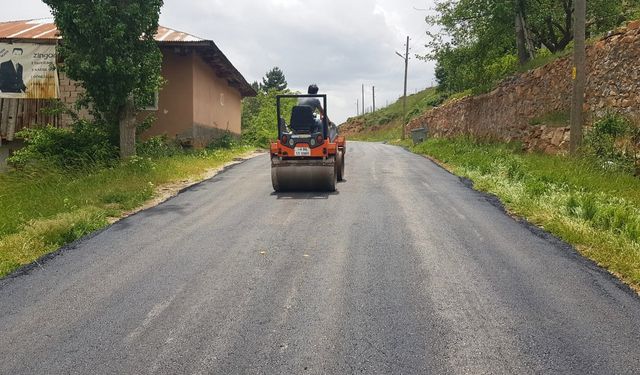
<box><xmin>0</xmin><ymin>43</ymin><xmax>58</xmax><ymax>99</ymax></box>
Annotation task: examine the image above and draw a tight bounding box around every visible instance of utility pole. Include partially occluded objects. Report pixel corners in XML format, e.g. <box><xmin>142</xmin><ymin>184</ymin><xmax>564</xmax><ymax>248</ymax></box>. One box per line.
<box><xmin>361</xmin><ymin>84</ymin><xmax>365</xmax><ymax>115</ymax></box>
<box><xmin>570</xmin><ymin>0</ymin><xmax>586</xmax><ymax>154</ymax></box>
<box><xmin>357</xmin><ymin>99</ymin><xmax>359</xmax><ymax>116</ymax></box>
<box><xmin>396</xmin><ymin>36</ymin><xmax>409</xmax><ymax>139</ymax></box>
<box><xmin>372</xmin><ymin>86</ymin><xmax>376</xmax><ymax>112</ymax></box>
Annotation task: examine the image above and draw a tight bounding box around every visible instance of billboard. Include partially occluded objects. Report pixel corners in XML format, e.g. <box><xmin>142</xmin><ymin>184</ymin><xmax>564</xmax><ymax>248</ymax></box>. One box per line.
<box><xmin>0</xmin><ymin>43</ymin><xmax>58</xmax><ymax>99</ymax></box>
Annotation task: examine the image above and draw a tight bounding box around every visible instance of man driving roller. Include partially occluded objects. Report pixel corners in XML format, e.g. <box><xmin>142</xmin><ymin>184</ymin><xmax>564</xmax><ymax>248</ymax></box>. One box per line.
<box><xmin>298</xmin><ymin>84</ymin><xmax>326</xmax><ymax>133</ymax></box>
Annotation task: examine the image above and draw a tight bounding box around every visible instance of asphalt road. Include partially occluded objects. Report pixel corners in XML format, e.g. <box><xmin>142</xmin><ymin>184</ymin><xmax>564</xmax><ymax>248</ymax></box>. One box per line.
<box><xmin>1</xmin><ymin>142</ymin><xmax>639</xmax><ymax>374</ymax></box>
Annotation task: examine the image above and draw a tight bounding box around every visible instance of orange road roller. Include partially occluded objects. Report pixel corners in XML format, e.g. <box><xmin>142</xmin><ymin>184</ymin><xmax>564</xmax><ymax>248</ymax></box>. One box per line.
<box><xmin>270</xmin><ymin>94</ymin><xmax>346</xmax><ymax>192</ymax></box>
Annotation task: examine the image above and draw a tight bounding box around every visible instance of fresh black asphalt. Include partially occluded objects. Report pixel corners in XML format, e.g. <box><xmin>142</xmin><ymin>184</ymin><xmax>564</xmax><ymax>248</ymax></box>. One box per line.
<box><xmin>1</xmin><ymin>142</ymin><xmax>639</xmax><ymax>374</ymax></box>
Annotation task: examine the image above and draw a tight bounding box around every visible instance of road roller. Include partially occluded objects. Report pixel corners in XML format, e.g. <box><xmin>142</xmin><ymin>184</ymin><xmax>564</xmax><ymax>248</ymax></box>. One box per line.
<box><xmin>270</xmin><ymin>94</ymin><xmax>346</xmax><ymax>192</ymax></box>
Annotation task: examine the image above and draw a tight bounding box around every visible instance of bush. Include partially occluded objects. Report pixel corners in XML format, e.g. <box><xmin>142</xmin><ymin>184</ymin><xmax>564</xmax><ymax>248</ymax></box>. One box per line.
<box><xmin>138</xmin><ymin>135</ymin><xmax>183</xmax><ymax>157</ymax></box>
<box><xmin>584</xmin><ymin>113</ymin><xmax>638</xmax><ymax>172</ymax></box>
<box><xmin>424</xmin><ymin>93</ymin><xmax>448</xmax><ymax>107</ymax></box>
<box><xmin>208</xmin><ymin>131</ymin><xmax>237</xmax><ymax>149</ymax></box>
<box><xmin>9</xmin><ymin>120</ymin><xmax>118</xmax><ymax>169</ymax></box>
<box><xmin>241</xmin><ymin>90</ymin><xmax>296</xmax><ymax>147</ymax></box>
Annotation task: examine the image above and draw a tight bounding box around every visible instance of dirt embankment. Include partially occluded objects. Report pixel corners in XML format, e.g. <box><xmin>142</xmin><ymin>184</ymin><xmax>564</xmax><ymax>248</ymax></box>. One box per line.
<box><xmin>338</xmin><ymin>118</ymin><xmax>366</xmax><ymax>137</ymax></box>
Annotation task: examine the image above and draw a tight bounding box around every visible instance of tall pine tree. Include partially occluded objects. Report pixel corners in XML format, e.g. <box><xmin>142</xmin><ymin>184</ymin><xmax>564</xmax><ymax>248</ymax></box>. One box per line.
<box><xmin>261</xmin><ymin>67</ymin><xmax>287</xmax><ymax>91</ymax></box>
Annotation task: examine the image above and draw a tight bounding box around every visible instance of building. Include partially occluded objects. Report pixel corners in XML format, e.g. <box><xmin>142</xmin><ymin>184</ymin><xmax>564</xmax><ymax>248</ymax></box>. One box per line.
<box><xmin>0</xmin><ymin>18</ymin><xmax>256</xmax><ymax>148</ymax></box>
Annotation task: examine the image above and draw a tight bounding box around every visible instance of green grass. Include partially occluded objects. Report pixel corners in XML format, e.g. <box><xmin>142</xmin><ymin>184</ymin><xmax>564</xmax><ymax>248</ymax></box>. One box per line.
<box><xmin>0</xmin><ymin>145</ymin><xmax>255</xmax><ymax>277</ymax></box>
<box><xmin>411</xmin><ymin>138</ymin><xmax>640</xmax><ymax>291</ymax></box>
<box><xmin>347</xmin><ymin>121</ymin><xmax>403</xmax><ymax>142</ymax></box>
<box><xmin>529</xmin><ymin>110</ymin><xmax>571</xmax><ymax>127</ymax></box>
<box><xmin>347</xmin><ymin>87</ymin><xmax>441</xmax><ymax>129</ymax></box>
<box><xmin>517</xmin><ymin>47</ymin><xmax>573</xmax><ymax>74</ymax></box>
<box><xmin>344</xmin><ymin>87</ymin><xmax>443</xmax><ymax>142</ymax></box>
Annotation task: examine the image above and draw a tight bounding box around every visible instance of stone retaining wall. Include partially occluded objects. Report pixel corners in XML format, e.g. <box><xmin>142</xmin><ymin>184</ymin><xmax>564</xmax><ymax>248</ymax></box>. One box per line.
<box><xmin>407</xmin><ymin>21</ymin><xmax>640</xmax><ymax>154</ymax></box>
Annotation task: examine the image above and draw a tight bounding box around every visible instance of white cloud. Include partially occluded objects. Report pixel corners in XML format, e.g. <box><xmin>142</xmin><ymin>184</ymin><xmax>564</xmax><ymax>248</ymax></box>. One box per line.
<box><xmin>2</xmin><ymin>0</ymin><xmax>438</xmax><ymax>123</ymax></box>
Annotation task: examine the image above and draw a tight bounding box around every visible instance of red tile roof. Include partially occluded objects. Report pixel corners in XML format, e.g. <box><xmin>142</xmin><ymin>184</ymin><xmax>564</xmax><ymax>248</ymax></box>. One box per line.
<box><xmin>0</xmin><ymin>18</ymin><xmax>204</xmax><ymax>42</ymax></box>
<box><xmin>0</xmin><ymin>19</ymin><xmax>256</xmax><ymax>97</ymax></box>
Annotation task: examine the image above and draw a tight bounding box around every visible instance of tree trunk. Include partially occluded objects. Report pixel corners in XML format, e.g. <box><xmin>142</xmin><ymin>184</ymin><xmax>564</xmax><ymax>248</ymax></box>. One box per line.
<box><xmin>515</xmin><ymin>1</ymin><xmax>535</xmax><ymax>65</ymax></box>
<box><xmin>523</xmin><ymin>17</ymin><xmax>536</xmax><ymax>58</ymax></box>
<box><xmin>119</xmin><ymin>97</ymin><xmax>137</xmax><ymax>159</ymax></box>
<box><xmin>516</xmin><ymin>11</ymin><xmax>529</xmax><ymax>65</ymax></box>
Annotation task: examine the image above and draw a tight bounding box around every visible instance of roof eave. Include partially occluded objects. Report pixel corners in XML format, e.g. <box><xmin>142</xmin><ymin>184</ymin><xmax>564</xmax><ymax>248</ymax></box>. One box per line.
<box><xmin>160</xmin><ymin>40</ymin><xmax>256</xmax><ymax>98</ymax></box>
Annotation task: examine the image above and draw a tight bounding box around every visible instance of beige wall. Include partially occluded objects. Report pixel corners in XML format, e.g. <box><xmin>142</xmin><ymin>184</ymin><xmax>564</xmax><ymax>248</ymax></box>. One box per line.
<box><xmin>192</xmin><ymin>52</ymin><xmax>242</xmax><ymax>139</ymax></box>
<box><xmin>143</xmin><ymin>48</ymin><xmax>194</xmax><ymax>140</ymax></box>
<box><xmin>143</xmin><ymin>48</ymin><xmax>243</xmax><ymax>146</ymax></box>
<box><xmin>57</xmin><ymin>47</ymin><xmax>244</xmax><ymax>146</ymax></box>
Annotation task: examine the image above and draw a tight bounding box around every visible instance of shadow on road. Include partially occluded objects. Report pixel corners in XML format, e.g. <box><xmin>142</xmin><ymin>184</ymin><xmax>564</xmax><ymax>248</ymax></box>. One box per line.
<box><xmin>270</xmin><ymin>191</ymin><xmax>340</xmax><ymax>200</ymax></box>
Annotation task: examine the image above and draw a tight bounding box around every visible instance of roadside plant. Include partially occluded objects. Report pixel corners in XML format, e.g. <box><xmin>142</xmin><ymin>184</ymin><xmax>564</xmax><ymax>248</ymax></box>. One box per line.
<box><xmin>9</xmin><ymin>120</ymin><xmax>118</xmax><ymax>169</ymax></box>
<box><xmin>138</xmin><ymin>135</ymin><xmax>183</xmax><ymax>158</ymax></box>
<box><xmin>584</xmin><ymin>113</ymin><xmax>638</xmax><ymax>173</ymax></box>
<box><xmin>242</xmin><ymin>89</ymin><xmax>296</xmax><ymax>148</ymax></box>
<box><xmin>208</xmin><ymin>131</ymin><xmax>237</xmax><ymax>149</ymax></box>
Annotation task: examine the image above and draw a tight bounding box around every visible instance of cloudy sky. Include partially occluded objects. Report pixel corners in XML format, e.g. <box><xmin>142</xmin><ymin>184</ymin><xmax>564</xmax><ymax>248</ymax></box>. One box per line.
<box><xmin>4</xmin><ymin>0</ymin><xmax>437</xmax><ymax>124</ymax></box>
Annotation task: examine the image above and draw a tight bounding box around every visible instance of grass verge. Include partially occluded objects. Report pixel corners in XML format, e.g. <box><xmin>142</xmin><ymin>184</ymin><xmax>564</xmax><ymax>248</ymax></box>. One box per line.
<box><xmin>410</xmin><ymin>137</ymin><xmax>640</xmax><ymax>292</ymax></box>
<box><xmin>0</xmin><ymin>145</ymin><xmax>256</xmax><ymax>278</ymax></box>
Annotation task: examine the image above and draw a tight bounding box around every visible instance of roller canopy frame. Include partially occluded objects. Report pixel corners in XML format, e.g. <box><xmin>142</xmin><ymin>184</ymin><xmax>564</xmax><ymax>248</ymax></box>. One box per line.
<box><xmin>277</xmin><ymin>94</ymin><xmax>328</xmax><ymax>139</ymax></box>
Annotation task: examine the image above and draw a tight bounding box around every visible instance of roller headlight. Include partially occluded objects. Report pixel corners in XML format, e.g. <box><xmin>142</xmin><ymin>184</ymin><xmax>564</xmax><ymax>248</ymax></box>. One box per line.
<box><xmin>310</xmin><ymin>138</ymin><xmax>316</xmax><ymax>146</ymax></box>
<box><xmin>289</xmin><ymin>139</ymin><xmax>295</xmax><ymax>147</ymax></box>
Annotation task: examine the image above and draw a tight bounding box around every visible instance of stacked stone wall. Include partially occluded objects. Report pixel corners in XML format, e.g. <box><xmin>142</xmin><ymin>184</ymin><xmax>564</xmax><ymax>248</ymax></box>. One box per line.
<box><xmin>407</xmin><ymin>21</ymin><xmax>640</xmax><ymax>154</ymax></box>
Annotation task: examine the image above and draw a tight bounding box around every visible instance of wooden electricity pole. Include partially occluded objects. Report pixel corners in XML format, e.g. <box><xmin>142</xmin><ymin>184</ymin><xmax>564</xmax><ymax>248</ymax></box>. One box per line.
<box><xmin>361</xmin><ymin>84</ymin><xmax>365</xmax><ymax>115</ymax></box>
<box><xmin>396</xmin><ymin>36</ymin><xmax>410</xmax><ymax>139</ymax></box>
<box><xmin>372</xmin><ymin>86</ymin><xmax>376</xmax><ymax>112</ymax></box>
<box><xmin>570</xmin><ymin>0</ymin><xmax>586</xmax><ymax>154</ymax></box>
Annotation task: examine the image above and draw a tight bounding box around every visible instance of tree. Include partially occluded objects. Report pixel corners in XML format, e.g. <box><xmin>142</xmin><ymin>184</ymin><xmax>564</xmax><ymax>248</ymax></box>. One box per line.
<box><xmin>242</xmin><ymin>89</ymin><xmax>295</xmax><ymax>147</ymax></box>
<box><xmin>515</xmin><ymin>0</ymin><xmax>535</xmax><ymax>64</ymax></box>
<box><xmin>44</xmin><ymin>0</ymin><xmax>164</xmax><ymax>158</ymax></box>
<box><xmin>261</xmin><ymin>67</ymin><xmax>288</xmax><ymax>91</ymax></box>
<box><xmin>424</xmin><ymin>0</ymin><xmax>633</xmax><ymax>93</ymax></box>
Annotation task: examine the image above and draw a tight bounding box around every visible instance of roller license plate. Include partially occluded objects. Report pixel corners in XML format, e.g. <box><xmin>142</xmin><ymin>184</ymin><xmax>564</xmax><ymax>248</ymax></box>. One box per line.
<box><xmin>294</xmin><ymin>147</ymin><xmax>311</xmax><ymax>156</ymax></box>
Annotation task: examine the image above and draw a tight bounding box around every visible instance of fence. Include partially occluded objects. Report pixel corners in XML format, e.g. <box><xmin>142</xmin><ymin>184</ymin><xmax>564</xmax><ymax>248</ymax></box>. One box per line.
<box><xmin>0</xmin><ymin>98</ymin><xmax>60</xmax><ymax>142</ymax></box>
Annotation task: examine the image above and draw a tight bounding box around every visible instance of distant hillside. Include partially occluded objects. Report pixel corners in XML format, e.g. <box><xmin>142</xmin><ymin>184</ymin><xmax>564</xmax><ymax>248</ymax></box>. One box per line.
<box><xmin>340</xmin><ymin>87</ymin><xmax>443</xmax><ymax>141</ymax></box>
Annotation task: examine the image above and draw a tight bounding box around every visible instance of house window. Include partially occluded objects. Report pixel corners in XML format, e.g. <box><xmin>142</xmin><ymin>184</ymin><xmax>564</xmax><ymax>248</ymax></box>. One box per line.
<box><xmin>142</xmin><ymin>90</ymin><xmax>159</xmax><ymax>111</ymax></box>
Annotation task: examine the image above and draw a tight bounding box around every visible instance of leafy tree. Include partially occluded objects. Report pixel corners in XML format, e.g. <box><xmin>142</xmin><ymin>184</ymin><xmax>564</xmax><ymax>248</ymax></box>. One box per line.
<box><xmin>44</xmin><ymin>0</ymin><xmax>164</xmax><ymax>158</ymax></box>
<box><xmin>242</xmin><ymin>89</ymin><xmax>297</xmax><ymax>147</ymax></box>
<box><xmin>242</xmin><ymin>67</ymin><xmax>292</xmax><ymax>146</ymax></box>
<box><xmin>261</xmin><ymin>67</ymin><xmax>288</xmax><ymax>91</ymax></box>
<box><xmin>424</xmin><ymin>0</ymin><xmax>636</xmax><ymax>93</ymax></box>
